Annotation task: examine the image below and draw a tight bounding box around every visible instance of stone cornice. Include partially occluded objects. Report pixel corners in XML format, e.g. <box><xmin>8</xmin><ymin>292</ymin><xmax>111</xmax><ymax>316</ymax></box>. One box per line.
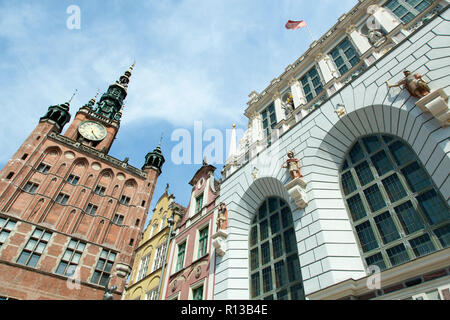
<box><xmin>244</xmin><ymin>0</ymin><xmax>376</xmax><ymax>117</ymax></box>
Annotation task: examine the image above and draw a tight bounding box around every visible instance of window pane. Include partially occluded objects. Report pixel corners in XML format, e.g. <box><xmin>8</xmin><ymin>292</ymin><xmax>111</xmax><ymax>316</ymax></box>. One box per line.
<box><xmin>17</xmin><ymin>251</ymin><xmax>30</xmax><ymax>265</ymax></box>
<box><xmin>342</xmin><ymin>171</ymin><xmax>357</xmax><ymax>195</ymax></box>
<box><xmin>274</xmin><ymin>261</ymin><xmax>286</xmax><ymax>287</ymax></box>
<box><xmin>401</xmin><ymin>162</ymin><xmax>431</xmax><ymax>192</ymax></box>
<box><xmin>371</xmin><ymin>150</ymin><xmax>394</xmax><ymax>177</ymax></box>
<box><xmin>290</xmin><ymin>283</ymin><xmax>304</xmax><ymax>300</ymax></box>
<box><xmin>42</xmin><ymin>232</ymin><xmax>52</xmax><ymax>242</ymax></box>
<box><xmin>272</xmin><ymin>235</ymin><xmax>283</xmax><ymax>259</ymax></box>
<box><xmin>56</xmin><ymin>261</ymin><xmax>67</xmax><ymax>275</ymax></box>
<box><xmin>77</xmin><ymin>242</ymin><xmax>86</xmax><ymax>252</ymax></box>
<box><xmin>270</xmin><ymin>213</ymin><xmax>280</xmax><ymax>234</ymax></box>
<box><xmin>250</xmin><ymin>226</ymin><xmax>258</xmax><ymax>247</ymax></box>
<box><xmin>100</xmin><ymin>274</ymin><xmax>110</xmax><ymax>287</ymax></box>
<box><xmin>251</xmin><ymin>273</ymin><xmax>260</xmax><ymax>298</ymax></box>
<box><xmin>68</xmin><ymin>240</ymin><xmax>77</xmax><ymax>249</ymax></box>
<box><xmin>91</xmin><ymin>271</ymin><xmax>101</xmax><ymax>284</ymax></box>
<box><xmin>363</xmin><ymin>136</ymin><xmax>382</xmax><ymax>154</ymax></box>
<box><xmin>365</xmin><ymin>253</ymin><xmax>387</xmax><ymax>271</ymax></box>
<box><xmin>281</xmin><ymin>207</ymin><xmax>291</xmax><ymax>229</ymax></box>
<box><xmin>25</xmin><ymin>239</ymin><xmax>37</xmax><ymax>251</ymax></box>
<box><xmin>389</xmin><ymin>141</ymin><xmax>415</xmax><ymax>166</ymax></box>
<box><xmin>355</xmin><ymin>161</ymin><xmax>374</xmax><ymax>186</ymax></box>
<box><xmin>35</xmin><ymin>242</ymin><xmax>46</xmax><ymax>254</ymax></box>
<box><xmin>262</xmin><ymin>267</ymin><xmax>273</xmax><ymax>293</ymax></box>
<box><xmin>284</xmin><ymin>229</ymin><xmax>296</xmax><ymax>254</ymax></box>
<box><xmin>355</xmin><ymin>221</ymin><xmax>379</xmax><ymax>252</ymax></box>
<box><xmin>32</xmin><ymin>229</ymin><xmax>43</xmax><ymax>238</ymax></box>
<box><xmin>260</xmin><ymin>220</ymin><xmax>269</xmax><ymax>241</ymax></box>
<box><xmin>250</xmin><ymin>248</ymin><xmax>259</xmax><ymax>270</ymax></box>
<box><xmin>347</xmin><ymin>194</ymin><xmax>367</xmax><ymax>222</ymax></box>
<box><xmin>409</xmin><ymin>234</ymin><xmax>436</xmax><ymax>257</ymax></box>
<box><xmin>259</xmin><ymin>203</ymin><xmax>267</xmax><ymax>220</ymax></box>
<box><xmin>96</xmin><ymin>259</ymin><xmax>105</xmax><ymax>270</ymax></box>
<box><xmin>261</xmin><ymin>242</ymin><xmax>271</xmax><ymax>265</ymax></box>
<box><xmin>395</xmin><ymin>201</ymin><xmax>424</xmax><ymax>234</ymax></box>
<box><xmin>416</xmin><ymin>190</ymin><xmax>448</xmax><ymax>225</ymax></box>
<box><xmin>349</xmin><ymin>142</ymin><xmax>364</xmax><ymax>164</ymax></box>
<box><xmin>277</xmin><ymin>290</ymin><xmax>288</xmax><ymax>300</ymax></box>
<box><xmin>268</xmin><ymin>197</ymin><xmax>278</xmax><ymax>212</ymax></box>
<box><xmin>364</xmin><ymin>184</ymin><xmax>386</xmax><ymax>212</ymax></box>
<box><xmin>63</xmin><ymin>249</ymin><xmax>73</xmax><ymax>261</ymax></box>
<box><xmin>382</xmin><ymin>174</ymin><xmax>407</xmax><ymax>203</ymax></box>
<box><xmin>374</xmin><ymin>212</ymin><xmax>400</xmax><ymax>244</ymax></box>
<box><xmin>286</xmin><ymin>254</ymin><xmax>301</xmax><ymax>282</ymax></box>
<box><xmin>28</xmin><ymin>254</ymin><xmax>40</xmax><ymax>267</ymax></box>
<box><xmin>72</xmin><ymin>252</ymin><xmax>81</xmax><ymax>264</ymax></box>
<box><xmin>434</xmin><ymin>224</ymin><xmax>450</xmax><ymax>248</ymax></box>
<box><xmin>386</xmin><ymin>243</ymin><xmax>410</xmax><ymax>266</ymax></box>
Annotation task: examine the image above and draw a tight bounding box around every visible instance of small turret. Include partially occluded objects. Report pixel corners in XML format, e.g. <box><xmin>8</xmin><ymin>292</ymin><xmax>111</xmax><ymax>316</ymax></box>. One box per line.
<box><xmin>39</xmin><ymin>91</ymin><xmax>76</xmax><ymax>132</ymax></box>
<box><xmin>142</xmin><ymin>143</ymin><xmax>165</xmax><ymax>174</ymax></box>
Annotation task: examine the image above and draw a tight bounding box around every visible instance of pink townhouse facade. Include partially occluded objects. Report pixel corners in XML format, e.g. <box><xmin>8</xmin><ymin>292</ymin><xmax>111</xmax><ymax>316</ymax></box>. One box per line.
<box><xmin>162</xmin><ymin>162</ymin><xmax>220</xmax><ymax>300</ymax></box>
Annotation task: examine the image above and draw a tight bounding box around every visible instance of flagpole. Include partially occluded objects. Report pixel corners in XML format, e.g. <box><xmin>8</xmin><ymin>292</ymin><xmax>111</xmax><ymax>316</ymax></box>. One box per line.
<box><xmin>305</xmin><ymin>23</ymin><xmax>315</xmax><ymax>42</ymax></box>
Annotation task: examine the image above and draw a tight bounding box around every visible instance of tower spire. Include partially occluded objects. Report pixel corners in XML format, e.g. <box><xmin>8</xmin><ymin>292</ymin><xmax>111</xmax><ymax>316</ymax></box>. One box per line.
<box><xmin>94</xmin><ymin>61</ymin><xmax>135</xmax><ymax>121</ymax></box>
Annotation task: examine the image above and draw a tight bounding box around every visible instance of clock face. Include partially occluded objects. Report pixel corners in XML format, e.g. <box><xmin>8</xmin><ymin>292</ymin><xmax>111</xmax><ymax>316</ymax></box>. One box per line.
<box><xmin>78</xmin><ymin>121</ymin><xmax>107</xmax><ymax>141</ymax></box>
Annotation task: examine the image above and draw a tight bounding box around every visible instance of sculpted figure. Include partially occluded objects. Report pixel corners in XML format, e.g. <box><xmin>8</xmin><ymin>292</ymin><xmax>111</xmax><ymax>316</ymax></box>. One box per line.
<box><xmin>216</xmin><ymin>202</ymin><xmax>228</xmax><ymax>231</ymax></box>
<box><xmin>103</xmin><ymin>277</ymin><xmax>117</xmax><ymax>300</ymax></box>
<box><xmin>386</xmin><ymin>70</ymin><xmax>431</xmax><ymax>99</ymax></box>
<box><xmin>282</xmin><ymin>151</ymin><xmax>302</xmax><ymax>180</ymax></box>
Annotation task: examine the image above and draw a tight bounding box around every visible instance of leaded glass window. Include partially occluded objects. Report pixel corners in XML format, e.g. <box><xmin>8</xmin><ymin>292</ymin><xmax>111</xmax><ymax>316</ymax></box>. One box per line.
<box><xmin>329</xmin><ymin>37</ymin><xmax>360</xmax><ymax>75</ymax></box>
<box><xmin>249</xmin><ymin>197</ymin><xmax>305</xmax><ymax>300</ymax></box>
<box><xmin>384</xmin><ymin>0</ymin><xmax>432</xmax><ymax>24</ymax></box>
<box><xmin>340</xmin><ymin>134</ymin><xmax>449</xmax><ymax>271</ymax></box>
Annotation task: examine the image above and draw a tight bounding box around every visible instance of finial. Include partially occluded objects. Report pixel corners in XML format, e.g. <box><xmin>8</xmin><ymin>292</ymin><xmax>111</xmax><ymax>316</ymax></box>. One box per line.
<box><xmin>159</xmin><ymin>132</ymin><xmax>164</xmax><ymax>147</ymax></box>
<box><xmin>68</xmin><ymin>89</ymin><xmax>78</xmax><ymax>104</ymax></box>
<box><xmin>232</xmin><ymin>124</ymin><xmax>236</xmax><ymax>128</ymax></box>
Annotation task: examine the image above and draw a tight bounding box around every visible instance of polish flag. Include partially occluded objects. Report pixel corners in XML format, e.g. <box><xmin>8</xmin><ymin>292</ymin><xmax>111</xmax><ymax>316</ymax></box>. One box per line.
<box><xmin>285</xmin><ymin>20</ymin><xmax>307</xmax><ymax>30</ymax></box>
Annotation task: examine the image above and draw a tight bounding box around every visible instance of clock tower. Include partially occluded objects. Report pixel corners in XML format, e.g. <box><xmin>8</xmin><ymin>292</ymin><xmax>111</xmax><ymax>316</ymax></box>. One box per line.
<box><xmin>0</xmin><ymin>63</ymin><xmax>165</xmax><ymax>300</ymax></box>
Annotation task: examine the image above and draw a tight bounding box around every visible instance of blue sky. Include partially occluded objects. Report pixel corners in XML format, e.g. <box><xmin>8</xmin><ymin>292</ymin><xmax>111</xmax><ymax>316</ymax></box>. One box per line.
<box><xmin>0</xmin><ymin>0</ymin><xmax>357</xmax><ymax>227</ymax></box>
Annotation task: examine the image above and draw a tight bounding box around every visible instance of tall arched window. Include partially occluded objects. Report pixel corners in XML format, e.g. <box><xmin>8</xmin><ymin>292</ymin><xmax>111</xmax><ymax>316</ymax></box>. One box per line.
<box><xmin>249</xmin><ymin>197</ymin><xmax>305</xmax><ymax>300</ymax></box>
<box><xmin>340</xmin><ymin>134</ymin><xmax>449</xmax><ymax>271</ymax></box>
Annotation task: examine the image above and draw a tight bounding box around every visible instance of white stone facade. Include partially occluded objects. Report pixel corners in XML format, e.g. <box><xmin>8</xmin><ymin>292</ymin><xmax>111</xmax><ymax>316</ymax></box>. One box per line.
<box><xmin>217</xmin><ymin>0</ymin><xmax>450</xmax><ymax>300</ymax></box>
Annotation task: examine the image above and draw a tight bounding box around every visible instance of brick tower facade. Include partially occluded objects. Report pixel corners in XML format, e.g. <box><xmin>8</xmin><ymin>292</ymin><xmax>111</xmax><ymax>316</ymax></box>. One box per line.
<box><xmin>0</xmin><ymin>63</ymin><xmax>165</xmax><ymax>300</ymax></box>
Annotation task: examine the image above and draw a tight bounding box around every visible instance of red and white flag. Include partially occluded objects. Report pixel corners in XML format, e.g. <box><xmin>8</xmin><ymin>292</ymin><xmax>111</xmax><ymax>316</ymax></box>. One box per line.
<box><xmin>285</xmin><ymin>20</ymin><xmax>307</xmax><ymax>30</ymax></box>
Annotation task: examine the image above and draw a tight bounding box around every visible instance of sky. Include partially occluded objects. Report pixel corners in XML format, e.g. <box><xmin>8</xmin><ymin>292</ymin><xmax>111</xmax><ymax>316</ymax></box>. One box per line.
<box><xmin>0</xmin><ymin>0</ymin><xmax>358</xmax><ymax>228</ymax></box>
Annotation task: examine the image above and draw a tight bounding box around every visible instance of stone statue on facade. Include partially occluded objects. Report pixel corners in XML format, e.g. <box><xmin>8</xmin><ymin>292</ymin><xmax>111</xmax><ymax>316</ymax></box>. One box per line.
<box><xmin>282</xmin><ymin>151</ymin><xmax>303</xmax><ymax>180</ymax></box>
<box><xmin>216</xmin><ymin>202</ymin><xmax>228</xmax><ymax>231</ymax></box>
<box><xmin>283</xmin><ymin>94</ymin><xmax>295</xmax><ymax>117</ymax></box>
<box><xmin>103</xmin><ymin>276</ymin><xmax>117</xmax><ymax>300</ymax></box>
<box><xmin>386</xmin><ymin>70</ymin><xmax>431</xmax><ymax>99</ymax></box>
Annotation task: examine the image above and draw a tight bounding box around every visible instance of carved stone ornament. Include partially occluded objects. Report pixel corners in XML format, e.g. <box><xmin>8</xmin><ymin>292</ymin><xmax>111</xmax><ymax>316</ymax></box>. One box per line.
<box><xmin>285</xmin><ymin>177</ymin><xmax>308</xmax><ymax>209</ymax></box>
<box><xmin>172</xmin><ymin>280</ymin><xmax>177</xmax><ymax>292</ymax></box>
<box><xmin>416</xmin><ymin>88</ymin><xmax>450</xmax><ymax>127</ymax></box>
<box><xmin>195</xmin><ymin>266</ymin><xmax>202</xmax><ymax>279</ymax></box>
<box><xmin>335</xmin><ymin>104</ymin><xmax>346</xmax><ymax>117</ymax></box>
<box><xmin>212</xmin><ymin>229</ymin><xmax>229</xmax><ymax>257</ymax></box>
